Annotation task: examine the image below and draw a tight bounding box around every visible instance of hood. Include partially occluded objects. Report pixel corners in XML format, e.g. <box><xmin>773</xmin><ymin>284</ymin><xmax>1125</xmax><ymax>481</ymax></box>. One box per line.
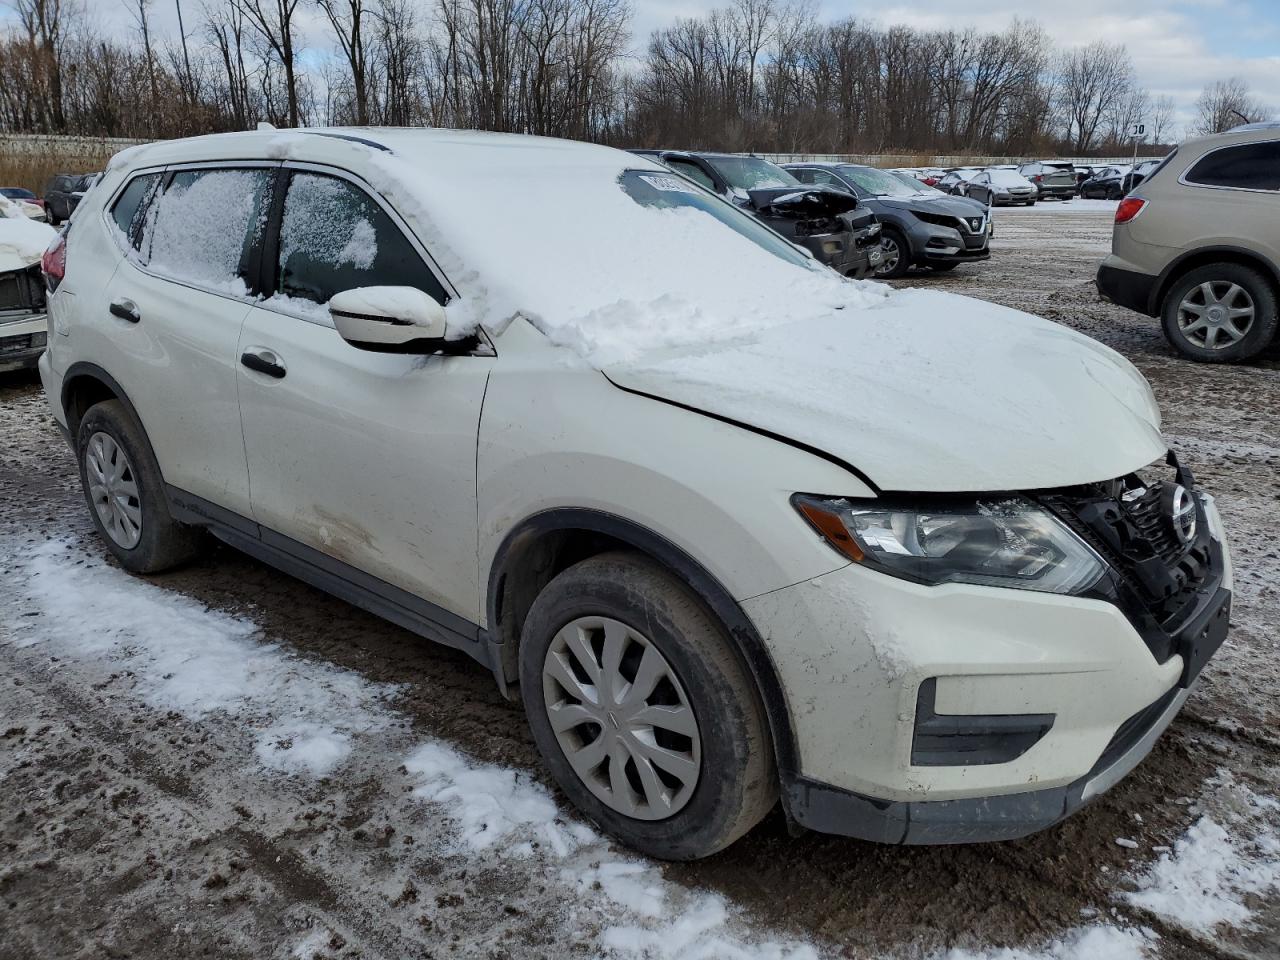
<box><xmin>874</xmin><ymin>194</ymin><xmax>986</xmax><ymax>218</ymax></box>
<box><xmin>745</xmin><ymin>186</ymin><xmax>859</xmax><ymax>218</ymax></box>
<box><xmin>0</xmin><ymin>216</ymin><xmax>56</xmax><ymax>273</ymax></box>
<box><xmin>603</xmin><ymin>289</ymin><xmax>1165</xmax><ymax>493</ymax></box>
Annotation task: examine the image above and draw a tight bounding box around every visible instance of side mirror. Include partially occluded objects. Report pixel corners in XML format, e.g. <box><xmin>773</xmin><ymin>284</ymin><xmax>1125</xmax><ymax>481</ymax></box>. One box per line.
<box><xmin>329</xmin><ymin>286</ymin><xmax>448</xmax><ymax>353</ymax></box>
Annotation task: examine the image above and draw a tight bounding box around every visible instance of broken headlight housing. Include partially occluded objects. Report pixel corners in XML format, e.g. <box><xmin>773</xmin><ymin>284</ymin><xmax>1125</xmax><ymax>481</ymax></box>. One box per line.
<box><xmin>793</xmin><ymin>495</ymin><xmax>1105</xmax><ymax>595</ymax></box>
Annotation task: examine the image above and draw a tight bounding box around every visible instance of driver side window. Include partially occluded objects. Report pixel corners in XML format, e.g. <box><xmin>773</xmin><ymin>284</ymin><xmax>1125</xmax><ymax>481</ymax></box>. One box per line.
<box><xmin>663</xmin><ymin>159</ymin><xmax>717</xmax><ymax>192</ymax></box>
<box><xmin>274</xmin><ymin>172</ymin><xmax>448</xmax><ymax>310</ymax></box>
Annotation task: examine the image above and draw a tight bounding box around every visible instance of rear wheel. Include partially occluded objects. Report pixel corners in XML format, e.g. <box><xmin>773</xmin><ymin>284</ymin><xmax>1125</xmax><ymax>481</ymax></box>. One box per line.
<box><xmin>519</xmin><ymin>552</ymin><xmax>776</xmax><ymax>860</ymax></box>
<box><xmin>874</xmin><ymin>228</ymin><xmax>910</xmax><ymax>279</ymax></box>
<box><xmin>76</xmin><ymin>400</ymin><xmax>205</xmax><ymax>572</ymax></box>
<box><xmin>1025</xmin><ymin>200</ymin><xmax>1036</xmax><ymax>206</ymax></box>
<box><xmin>1161</xmin><ymin>263</ymin><xmax>1278</xmax><ymax>362</ymax></box>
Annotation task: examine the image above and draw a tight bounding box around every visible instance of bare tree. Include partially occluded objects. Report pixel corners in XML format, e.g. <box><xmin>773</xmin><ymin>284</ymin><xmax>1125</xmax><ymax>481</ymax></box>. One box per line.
<box><xmin>231</xmin><ymin>0</ymin><xmax>304</xmax><ymax>125</ymax></box>
<box><xmin>1055</xmin><ymin>41</ymin><xmax>1133</xmax><ymax>153</ymax></box>
<box><xmin>317</xmin><ymin>0</ymin><xmax>372</xmax><ymax>124</ymax></box>
<box><xmin>1149</xmin><ymin>94</ymin><xmax>1176</xmax><ymax>144</ymax></box>
<box><xmin>1195</xmin><ymin>77</ymin><xmax>1270</xmax><ymax>134</ymax></box>
<box><xmin>128</xmin><ymin>0</ymin><xmax>160</xmax><ymax>134</ymax></box>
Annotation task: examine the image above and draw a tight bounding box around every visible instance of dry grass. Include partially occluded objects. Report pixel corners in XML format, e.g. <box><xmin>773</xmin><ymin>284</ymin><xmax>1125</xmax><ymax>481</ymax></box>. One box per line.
<box><xmin>0</xmin><ymin>150</ymin><xmax>120</xmax><ymax>195</ymax></box>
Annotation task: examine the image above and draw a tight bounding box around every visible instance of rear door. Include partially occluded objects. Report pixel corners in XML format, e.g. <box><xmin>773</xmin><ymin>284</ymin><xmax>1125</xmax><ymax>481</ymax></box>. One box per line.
<box><xmin>235</xmin><ymin>164</ymin><xmax>492</xmax><ymax>623</ymax></box>
<box><xmin>97</xmin><ymin>163</ymin><xmax>276</xmax><ymax>517</ymax></box>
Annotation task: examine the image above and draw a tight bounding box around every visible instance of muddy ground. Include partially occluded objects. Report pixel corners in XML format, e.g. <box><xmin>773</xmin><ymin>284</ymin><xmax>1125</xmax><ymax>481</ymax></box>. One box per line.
<box><xmin>1</xmin><ymin>207</ymin><xmax>1277</xmax><ymax>960</ymax></box>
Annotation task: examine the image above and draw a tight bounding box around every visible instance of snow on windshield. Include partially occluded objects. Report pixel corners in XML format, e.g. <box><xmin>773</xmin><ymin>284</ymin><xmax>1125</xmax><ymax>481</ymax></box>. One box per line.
<box><xmin>365</xmin><ymin>145</ymin><xmax>888</xmax><ymax>366</ymax></box>
<box><xmin>704</xmin><ymin>156</ymin><xmax>798</xmax><ymax>191</ymax></box>
<box><xmin>989</xmin><ymin>170</ymin><xmax>1030</xmax><ymax>186</ymax></box>
<box><xmin>149</xmin><ymin>169</ymin><xmax>267</xmax><ymax>293</ymax></box>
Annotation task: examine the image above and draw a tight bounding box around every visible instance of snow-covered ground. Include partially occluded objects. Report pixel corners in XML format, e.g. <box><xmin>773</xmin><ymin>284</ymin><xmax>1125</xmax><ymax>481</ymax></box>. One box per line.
<box><xmin>994</xmin><ymin>198</ymin><xmax>1119</xmax><ymax>214</ymax></box>
<box><xmin>6</xmin><ymin>535</ymin><xmax>1277</xmax><ymax>959</ymax></box>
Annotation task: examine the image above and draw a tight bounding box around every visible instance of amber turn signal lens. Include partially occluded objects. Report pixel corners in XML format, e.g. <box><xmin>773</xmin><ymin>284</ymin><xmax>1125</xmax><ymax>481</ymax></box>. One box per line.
<box><xmin>794</xmin><ymin>499</ymin><xmax>865</xmax><ymax>562</ymax></box>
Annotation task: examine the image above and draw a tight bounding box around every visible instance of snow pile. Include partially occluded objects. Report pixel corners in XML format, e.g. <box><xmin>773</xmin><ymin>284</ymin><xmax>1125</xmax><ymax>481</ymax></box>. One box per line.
<box><xmin>0</xmin><ymin>211</ymin><xmax>56</xmax><ymax>265</ymax></box>
<box><xmin>12</xmin><ymin>539</ymin><xmax>401</xmax><ymax>777</ymax></box>
<box><xmin>935</xmin><ymin>925</ymin><xmax>1155</xmax><ymax>960</ymax></box>
<box><xmin>362</xmin><ymin>143</ymin><xmax>890</xmax><ymax>365</ymax></box>
<box><xmin>1123</xmin><ymin>772</ymin><xmax>1280</xmax><ymax>935</ymax></box>
<box><xmin>403</xmin><ymin>742</ymin><xmax>596</xmax><ymax>857</ymax></box>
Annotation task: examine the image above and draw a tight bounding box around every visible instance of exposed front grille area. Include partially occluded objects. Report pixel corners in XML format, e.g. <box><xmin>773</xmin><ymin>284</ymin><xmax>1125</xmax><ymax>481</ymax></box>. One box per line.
<box><xmin>0</xmin><ymin>265</ymin><xmax>46</xmax><ymax>315</ymax></box>
<box><xmin>1038</xmin><ymin>458</ymin><xmax>1221</xmax><ymax>662</ymax></box>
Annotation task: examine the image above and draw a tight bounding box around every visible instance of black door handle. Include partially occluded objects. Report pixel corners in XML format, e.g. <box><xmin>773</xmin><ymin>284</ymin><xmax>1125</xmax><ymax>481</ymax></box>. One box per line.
<box><xmin>109</xmin><ymin>299</ymin><xmax>140</xmax><ymax>323</ymax></box>
<box><xmin>240</xmin><ymin>348</ymin><xmax>287</xmax><ymax>379</ymax></box>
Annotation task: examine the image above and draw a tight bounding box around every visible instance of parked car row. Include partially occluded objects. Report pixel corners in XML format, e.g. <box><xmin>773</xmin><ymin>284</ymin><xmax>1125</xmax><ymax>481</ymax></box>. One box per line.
<box><xmin>35</xmin><ymin>127</ymin><xmax>1232</xmax><ymax>862</ymax></box>
<box><xmin>0</xmin><ymin>173</ymin><xmax>103</xmax><ymax>228</ymax></box>
<box><xmin>896</xmin><ymin>157</ymin><xmax>1172</xmax><ymax>203</ymax></box>
<box><xmin>632</xmin><ymin>151</ymin><xmax>993</xmax><ymax>279</ymax></box>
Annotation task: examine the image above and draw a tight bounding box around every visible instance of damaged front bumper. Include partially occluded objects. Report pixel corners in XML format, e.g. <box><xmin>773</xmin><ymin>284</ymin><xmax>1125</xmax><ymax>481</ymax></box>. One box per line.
<box><xmin>744</xmin><ymin>478</ymin><xmax>1231</xmax><ymax>845</ymax></box>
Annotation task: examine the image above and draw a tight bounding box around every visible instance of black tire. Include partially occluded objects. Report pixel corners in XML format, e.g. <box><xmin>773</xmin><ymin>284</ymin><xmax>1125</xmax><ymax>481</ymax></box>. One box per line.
<box><xmin>929</xmin><ymin>262</ymin><xmax>959</xmax><ymax>272</ymax></box>
<box><xmin>1160</xmin><ymin>263</ymin><xmax>1278</xmax><ymax>363</ymax></box>
<box><xmin>875</xmin><ymin>227</ymin><xmax>911</xmax><ymax>279</ymax></box>
<box><xmin>1107</xmin><ymin>186</ymin><xmax>1123</xmax><ymax>200</ymax></box>
<box><xmin>519</xmin><ymin>552</ymin><xmax>776</xmax><ymax>860</ymax></box>
<box><xmin>76</xmin><ymin>399</ymin><xmax>205</xmax><ymax>573</ymax></box>
<box><xmin>1025</xmin><ymin>200</ymin><xmax>1036</xmax><ymax>206</ymax></box>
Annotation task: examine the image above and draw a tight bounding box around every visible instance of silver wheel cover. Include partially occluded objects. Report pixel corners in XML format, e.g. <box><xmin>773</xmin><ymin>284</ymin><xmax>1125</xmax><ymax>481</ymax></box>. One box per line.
<box><xmin>1177</xmin><ymin>280</ymin><xmax>1255</xmax><ymax>350</ymax></box>
<box><xmin>542</xmin><ymin>616</ymin><xmax>701</xmax><ymax>820</ymax></box>
<box><xmin>876</xmin><ymin>237</ymin><xmax>901</xmax><ymax>276</ymax></box>
<box><xmin>85</xmin><ymin>431</ymin><xmax>143</xmax><ymax>549</ymax></box>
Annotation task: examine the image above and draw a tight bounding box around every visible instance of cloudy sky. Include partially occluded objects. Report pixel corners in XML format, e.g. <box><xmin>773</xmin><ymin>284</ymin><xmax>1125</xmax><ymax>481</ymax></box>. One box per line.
<box><xmin>9</xmin><ymin>0</ymin><xmax>1278</xmax><ymax>136</ymax></box>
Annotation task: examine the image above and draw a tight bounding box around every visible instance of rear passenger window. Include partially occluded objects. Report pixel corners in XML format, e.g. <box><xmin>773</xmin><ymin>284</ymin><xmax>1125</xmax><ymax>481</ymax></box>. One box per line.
<box><xmin>274</xmin><ymin>172</ymin><xmax>447</xmax><ymax>309</ymax></box>
<box><xmin>145</xmin><ymin>168</ymin><xmax>272</xmax><ymax>293</ymax></box>
<box><xmin>110</xmin><ymin>173</ymin><xmax>161</xmax><ymax>251</ymax></box>
<box><xmin>1185</xmin><ymin>142</ymin><xmax>1280</xmax><ymax>191</ymax></box>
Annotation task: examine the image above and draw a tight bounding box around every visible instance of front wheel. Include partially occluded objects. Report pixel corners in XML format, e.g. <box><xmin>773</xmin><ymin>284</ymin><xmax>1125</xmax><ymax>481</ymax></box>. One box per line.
<box><xmin>929</xmin><ymin>262</ymin><xmax>959</xmax><ymax>272</ymax></box>
<box><xmin>519</xmin><ymin>552</ymin><xmax>776</xmax><ymax>860</ymax></box>
<box><xmin>1160</xmin><ymin>263</ymin><xmax>1278</xmax><ymax>362</ymax></box>
<box><xmin>1025</xmin><ymin>200</ymin><xmax>1036</xmax><ymax>206</ymax></box>
<box><xmin>874</xmin><ymin>228</ymin><xmax>911</xmax><ymax>279</ymax></box>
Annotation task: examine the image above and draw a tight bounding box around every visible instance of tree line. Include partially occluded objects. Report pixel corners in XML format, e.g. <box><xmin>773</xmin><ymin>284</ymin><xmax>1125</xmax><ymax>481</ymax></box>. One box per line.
<box><xmin>0</xmin><ymin>0</ymin><xmax>1271</xmax><ymax>156</ymax></box>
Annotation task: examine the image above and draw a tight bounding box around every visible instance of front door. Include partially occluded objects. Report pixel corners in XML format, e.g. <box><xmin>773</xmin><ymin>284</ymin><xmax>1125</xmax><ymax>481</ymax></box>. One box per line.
<box><xmin>235</xmin><ymin>167</ymin><xmax>492</xmax><ymax>623</ymax></box>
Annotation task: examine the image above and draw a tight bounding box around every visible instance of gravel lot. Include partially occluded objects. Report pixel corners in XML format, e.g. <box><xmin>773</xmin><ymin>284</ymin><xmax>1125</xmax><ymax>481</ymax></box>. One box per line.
<box><xmin>2</xmin><ymin>205</ymin><xmax>1278</xmax><ymax>960</ymax></box>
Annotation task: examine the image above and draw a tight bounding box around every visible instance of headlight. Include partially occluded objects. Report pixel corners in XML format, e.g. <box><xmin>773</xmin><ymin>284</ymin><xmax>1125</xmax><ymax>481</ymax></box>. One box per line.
<box><xmin>792</xmin><ymin>495</ymin><xmax>1105</xmax><ymax>595</ymax></box>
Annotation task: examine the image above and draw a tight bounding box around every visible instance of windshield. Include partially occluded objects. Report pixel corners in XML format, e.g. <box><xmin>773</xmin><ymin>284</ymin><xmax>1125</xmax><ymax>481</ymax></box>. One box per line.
<box><xmin>620</xmin><ymin>170</ymin><xmax>811</xmax><ymax>268</ymax></box>
<box><xmin>705</xmin><ymin>156</ymin><xmax>799</xmax><ymax>191</ymax></box>
<box><xmin>838</xmin><ymin>165</ymin><xmax>920</xmax><ymax>197</ymax></box>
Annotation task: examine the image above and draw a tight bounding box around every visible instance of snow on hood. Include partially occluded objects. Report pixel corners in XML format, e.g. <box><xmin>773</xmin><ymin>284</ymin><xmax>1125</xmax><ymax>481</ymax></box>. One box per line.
<box><xmin>358</xmin><ymin>142</ymin><xmax>890</xmax><ymax>365</ymax></box>
<box><xmin>0</xmin><ymin>213</ymin><xmax>56</xmax><ymax>272</ymax></box>
<box><xmin>605</xmin><ymin>288</ymin><xmax>1166</xmax><ymax>492</ymax></box>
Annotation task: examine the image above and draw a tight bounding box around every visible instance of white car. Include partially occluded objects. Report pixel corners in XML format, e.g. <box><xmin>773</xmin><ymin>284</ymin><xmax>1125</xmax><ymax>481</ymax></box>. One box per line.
<box><xmin>0</xmin><ymin>197</ymin><xmax>55</xmax><ymax>372</ymax></box>
<box><xmin>38</xmin><ymin>129</ymin><xmax>1233</xmax><ymax>859</ymax></box>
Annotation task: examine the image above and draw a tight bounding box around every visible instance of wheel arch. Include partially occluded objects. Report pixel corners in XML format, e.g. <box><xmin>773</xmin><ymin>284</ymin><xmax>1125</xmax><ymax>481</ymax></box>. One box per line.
<box><xmin>485</xmin><ymin>507</ymin><xmax>801</xmax><ymax>799</ymax></box>
<box><xmin>1152</xmin><ymin>246</ymin><xmax>1280</xmax><ymax>316</ymax></box>
<box><xmin>61</xmin><ymin>362</ymin><xmax>145</xmax><ymax>439</ymax></box>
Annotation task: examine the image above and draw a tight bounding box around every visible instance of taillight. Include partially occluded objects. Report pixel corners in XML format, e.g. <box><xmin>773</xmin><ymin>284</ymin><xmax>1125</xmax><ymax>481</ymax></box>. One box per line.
<box><xmin>41</xmin><ymin>231</ymin><xmax>67</xmax><ymax>292</ymax></box>
<box><xmin>1115</xmin><ymin>197</ymin><xmax>1147</xmax><ymax>224</ymax></box>
<box><xmin>1032</xmin><ymin>174</ymin><xmax>1043</xmax><ymax>182</ymax></box>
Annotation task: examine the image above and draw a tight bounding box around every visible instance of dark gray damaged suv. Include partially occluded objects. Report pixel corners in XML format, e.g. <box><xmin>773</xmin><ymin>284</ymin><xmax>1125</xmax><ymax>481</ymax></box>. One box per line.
<box><xmin>785</xmin><ymin>163</ymin><xmax>991</xmax><ymax>278</ymax></box>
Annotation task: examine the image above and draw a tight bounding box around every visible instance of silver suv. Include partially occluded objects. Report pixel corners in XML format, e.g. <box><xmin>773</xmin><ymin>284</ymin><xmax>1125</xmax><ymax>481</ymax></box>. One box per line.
<box><xmin>1097</xmin><ymin>123</ymin><xmax>1280</xmax><ymax>362</ymax></box>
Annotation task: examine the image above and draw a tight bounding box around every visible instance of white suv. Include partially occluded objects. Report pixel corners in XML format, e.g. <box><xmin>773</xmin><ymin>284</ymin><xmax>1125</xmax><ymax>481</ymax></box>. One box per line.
<box><xmin>39</xmin><ymin>129</ymin><xmax>1233</xmax><ymax>859</ymax></box>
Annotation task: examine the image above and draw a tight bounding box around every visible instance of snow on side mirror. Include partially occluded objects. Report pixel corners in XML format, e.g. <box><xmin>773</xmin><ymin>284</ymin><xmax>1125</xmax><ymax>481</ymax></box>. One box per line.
<box><xmin>329</xmin><ymin>286</ymin><xmax>448</xmax><ymax>353</ymax></box>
